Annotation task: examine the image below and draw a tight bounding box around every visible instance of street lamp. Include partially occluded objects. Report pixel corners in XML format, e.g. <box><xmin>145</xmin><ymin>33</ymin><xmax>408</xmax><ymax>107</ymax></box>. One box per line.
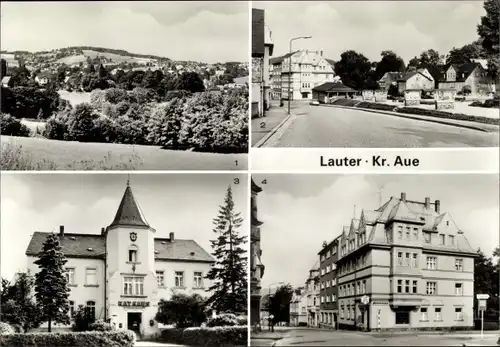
<box><xmin>288</xmin><ymin>36</ymin><xmax>312</xmax><ymax>115</ymax></box>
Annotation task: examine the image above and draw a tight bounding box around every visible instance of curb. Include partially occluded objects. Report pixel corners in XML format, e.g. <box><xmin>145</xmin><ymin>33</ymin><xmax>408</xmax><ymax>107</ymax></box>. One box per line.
<box><xmin>253</xmin><ymin>110</ymin><xmax>292</xmax><ymax>148</ymax></box>
<box><xmin>323</xmin><ymin>104</ymin><xmax>496</xmax><ymax>133</ymax></box>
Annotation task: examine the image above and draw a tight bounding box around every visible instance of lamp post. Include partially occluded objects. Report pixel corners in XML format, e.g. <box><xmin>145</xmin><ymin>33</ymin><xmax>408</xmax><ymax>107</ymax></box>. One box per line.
<box><xmin>288</xmin><ymin>36</ymin><xmax>312</xmax><ymax>115</ymax></box>
<box><xmin>267</xmin><ymin>281</ymin><xmax>284</xmax><ymax>331</ymax></box>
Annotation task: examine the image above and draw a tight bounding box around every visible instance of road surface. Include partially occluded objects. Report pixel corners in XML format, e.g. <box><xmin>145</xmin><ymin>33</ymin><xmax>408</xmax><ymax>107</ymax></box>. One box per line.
<box><xmin>263</xmin><ymin>328</ymin><xmax>499</xmax><ymax>346</ymax></box>
<box><xmin>264</xmin><ymin>103</ymin><xmax>499</xmax><ymax>148</ymax></box>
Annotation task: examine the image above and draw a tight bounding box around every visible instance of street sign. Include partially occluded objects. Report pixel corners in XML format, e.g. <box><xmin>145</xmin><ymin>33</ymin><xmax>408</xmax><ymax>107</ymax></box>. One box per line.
<box><xmin>479</xmin><ymin>300</ymin><xmax>487</xmax><ymax>311</ymax></box>
<box><xmin>476</xmin><ymin>294</ymin><xmax>490</xmax><ymax>300</ymax></box>
<box><xmin>361</xmin><ymin>295</ymin><xmax>370</xmax><ymax>305</ymax></box>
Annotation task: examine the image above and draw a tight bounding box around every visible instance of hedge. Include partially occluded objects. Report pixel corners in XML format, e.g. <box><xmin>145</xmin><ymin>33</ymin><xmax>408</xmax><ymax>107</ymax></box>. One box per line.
<box><xmin>0</xmin><ymin>330</ymin><xmax>135</xmax><ymax>347</ymax></box>
<box><xmin>159</xmin><ymin>326</ymin><xmax>247</xmax><ymax>346</ymax></box>
<box><xmin>396</xmin><ymin>107</ymin><xmax>500</xmax><ymax>126</ymax></box>
<box><xmin>206</xmin><ymin>313</ymin><xmax>239</xmax><ymax>327</ymax></box>
<box><xmin>1</xmin><ymin>113</ymin><xmax>31</xmax><ymax>137</ymax></box>
<box><xmin>355</xmin><ymin>102</ymin><xmax>397</xmax><ymax>111</ymax></box>
<box><xmin>331</xmin><ymin>99</ymin><xmax>359</xmax><ymax>107</ymax></box>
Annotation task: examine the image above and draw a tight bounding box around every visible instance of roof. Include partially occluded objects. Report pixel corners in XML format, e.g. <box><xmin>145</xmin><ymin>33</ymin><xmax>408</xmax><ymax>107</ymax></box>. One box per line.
<box><xmin>269</xmin><ymin>51</ymin><xmax>298</xmax><ymax>65</ymax></box>
<box><xmin>397</xmin><ymin>69</ymin><xmax>433</xmax><ymax>82</ymax></box>
<box><xmin>252</xmin><ymin>8</ymin><xmax>265</xmax><ymax>57</ymax></box>
<box><xmin>251</xmin><ymin>179</ymin><xmax>262</xmax><ymax>193</ymax></box>
<box><xmin>25</xmin><ymin>232</ymin><xmax>214</xmax><ymax>263</ymax></box>
<box><xmin>109</xmin><ymin>185</ymin><xmax>149</xmax><ymax>228</ymax></box>
<box><xmin>441</xmin><ymin>62</ymin><xmax>482</xmax><ymax>82</ymax></box>
<box><xmin>324</xmin><ymin>58</ymin><xmax>336</xmax><ymax>67</ymax></box>
<box><xmin>312</xmin><ymin>82</ymin><xmax>357</xmax><ymax>93</ymax></box>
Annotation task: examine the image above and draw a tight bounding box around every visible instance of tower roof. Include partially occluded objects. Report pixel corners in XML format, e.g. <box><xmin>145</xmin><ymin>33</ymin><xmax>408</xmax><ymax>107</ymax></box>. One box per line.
<box><xmin>109</xmin><ymin>184</ymin><xmax>149</xmax><ymax>228</ymax></box>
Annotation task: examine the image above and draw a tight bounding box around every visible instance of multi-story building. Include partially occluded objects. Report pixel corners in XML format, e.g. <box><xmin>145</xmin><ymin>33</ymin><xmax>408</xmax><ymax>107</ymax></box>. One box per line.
<box><xmin>270</xmin><ymin>50</ymin><xmax>336</xmax><ymax>101</ymax></box>
<box><xmin>305</xmin><ymin>267</ymin><xmax>320</xmax><ymax>327</ymax></box>
<box><xmin>335</xmin><ymin>192</ymin><xmax>476</xmax><ymax>331</ymax></box>
<box><xmin>318</xmin><ymin>236</ymin><xmax>340</xmax><ymax>329</ymax></box>
<box><xmin>251</xmin><ymin>8</ymin><xmax>274</xmax><ymax>118</ymax></box>
<box><xmin>250</xmin><ymin>179</ymin><xmax>265</xmax><ymax>326</ymax></box>
<box><xmin>438</xmin><ymin>62</ymin><xmax>496</xmax><ymax>95</ymax></box>
<box><xmin>290</xmin><ymin>287</ymin><xmax>308</xmax><ymax>326</ymax></box>
<box><xmin>25</xmin><ymin>182</ymin><xmax>214</xmax><ymax>338</ymax></box>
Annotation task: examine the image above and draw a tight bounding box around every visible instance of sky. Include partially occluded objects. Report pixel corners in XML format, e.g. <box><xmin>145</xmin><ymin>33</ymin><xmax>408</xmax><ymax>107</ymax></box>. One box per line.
<box><xmin>0</xmin><ymin>173</ymin><xmax>248</xmax><ymax>281</ymax></box>
<box><xmin>255</xmin><ymin>1</ymin><xmax>486</xmax><ymax>63</ymax></box>
<box><xmin>252</xmin><ymin>174</ymin><xmax>499</xmax><ymax>290</ymax></box>
<box><xmin>0</xmin><ymin>1</ymin><xmax>248</xmax><ymax>63</ymax></box>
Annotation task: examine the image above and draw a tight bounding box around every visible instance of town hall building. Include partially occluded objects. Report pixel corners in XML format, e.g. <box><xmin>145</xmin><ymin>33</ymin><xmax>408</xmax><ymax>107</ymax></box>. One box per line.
<box><xmin>25</xmin><ymin>182</ymin><xmax>214</xmax><ymax>338</ymax></box>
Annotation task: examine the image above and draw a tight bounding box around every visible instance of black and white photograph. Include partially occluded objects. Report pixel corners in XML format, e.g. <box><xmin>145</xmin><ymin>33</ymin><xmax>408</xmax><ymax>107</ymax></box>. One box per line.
<box><xmin>252</xmin><ymin>1</ymin><xmax>499</xmax><ymax>148</ymax></box>
<box><xmin>250</xmin><ymin>174</ymin><xmax>499</xmax><ymax>346</ymax></box>
<box><xmin>0</xmin><ymin>1</ymin><xmax>249</xmax><ymax>170</ymax></box>
<box><xmin>0</xmin><ymin>173</ymin><xmax>248</xmax><ymax>346</ymax></box>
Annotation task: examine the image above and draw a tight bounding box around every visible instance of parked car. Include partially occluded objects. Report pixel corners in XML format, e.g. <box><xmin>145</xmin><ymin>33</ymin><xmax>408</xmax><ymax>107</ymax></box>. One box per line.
<box><xmin>309</xmin><ymin>100</ymin><xmax>320</xmax><ymax>106</ymax></box>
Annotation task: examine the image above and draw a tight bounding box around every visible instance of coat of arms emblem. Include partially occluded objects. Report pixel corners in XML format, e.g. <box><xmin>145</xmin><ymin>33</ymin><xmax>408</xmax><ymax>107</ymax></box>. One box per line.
<box><xmin>130</xmin><ymin>232</ymin><xmax>137</xmax><ymax>242</ymax></box>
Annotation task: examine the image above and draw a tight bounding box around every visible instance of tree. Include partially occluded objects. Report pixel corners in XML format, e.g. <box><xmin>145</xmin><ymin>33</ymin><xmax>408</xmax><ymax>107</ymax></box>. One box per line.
<box><xmin>447</xmin><ymin>42</ymin><xmax>485</xmax><ymax>65</ymax></box>
<box><xmin>34</xmin><ymin>233</ymin><xmax>71</xmax><ymax>332</ymax></box>
<box><xmin>205</xmin><ymin>186</ymin><xmax>247</xmax><ymax>314</ymax></box>
<box><xmin>98</xmin><ymin>64</ymin><xmax>108</xmax><ymax>79</ymax></box>
<box><xmin>67</xmin><ymin>103</ymin><xmax>99</xmax><ymax>142</ymax></box>
<box><xmin>477</xmin><ymin>0</ymin><xmax>500</xmax><ymax>78</ymax></box>
<box><xmin>334</xmin><ymin>50</ymin><xmax>373</xmax><ymax>90</ymax></box>
<box><xmin>0</xmin><ymin>59</ymin><xmax>6</xmax><ymax>79</ymax></box>
<box><xmin>175</xmin><ymin>72</ymin><xmax>205</xmax><ymax>93</ymax></box>
<box><xmin>146</xmin><ymin>98</ymin><xmax>184</xmax><ymax>149</ymax></box>
<box><xmin>0</xmin><ymin>272</ymin><xmax>42</xmax><ymax>332</ymax></box>
<box><xmin>269</xmin><ymin>284</ymin><xmax>294</xmax><ymax>324</ymax></box>
<box><xmin>474</xmin><ymin>248</ymin><xmax>499</xmax><ymax>317</ymax></box>
<box><xmin>155</xmin><ymin>293</ymin><xmax>206</xmax><ymax>328</ymax></box>
<box><xmin>375</xmin><ymin>50</ymin><xmax>405</xmax><ymax>80</ymax></box>
<box><xmin>72</xmin><ymin>304</ymin><xmax>94</xmax><ymax>331</ymax></box>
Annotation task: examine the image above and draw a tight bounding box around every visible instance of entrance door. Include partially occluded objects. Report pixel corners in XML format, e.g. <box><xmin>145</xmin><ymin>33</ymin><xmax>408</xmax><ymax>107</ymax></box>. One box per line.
<box><xmin>127</xmin><ymin>312</ymin><xmax>142</xmax><ymax>336</ymax></box>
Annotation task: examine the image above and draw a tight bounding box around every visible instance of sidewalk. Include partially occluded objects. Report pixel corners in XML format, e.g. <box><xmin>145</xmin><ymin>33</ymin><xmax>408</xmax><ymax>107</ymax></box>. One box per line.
<box><xmin>251</xmin><ymin>105</ymin><xmax>289</xmax><ymax>146</ymax></box>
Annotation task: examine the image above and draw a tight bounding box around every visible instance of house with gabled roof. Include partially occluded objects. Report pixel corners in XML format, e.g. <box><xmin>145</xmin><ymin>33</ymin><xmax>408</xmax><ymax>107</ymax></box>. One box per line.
<box><xmin>26</xmin><ymin>182</ymin><xmax>214</xmax><ymax>338</ymax></box>
<box><xmin>330</xmin><ymin>192</ymin><xmax>476</xmax><ymax>331</ymax></box>
<box><xmin>438</xmin><ymin>62</ymin><xmax>495</xmax><ymax>95</ymax></box>
<box><xmin>396</xmin><ymin>68</ymin><xmax>435</xmax><ymax>93</ymax></box>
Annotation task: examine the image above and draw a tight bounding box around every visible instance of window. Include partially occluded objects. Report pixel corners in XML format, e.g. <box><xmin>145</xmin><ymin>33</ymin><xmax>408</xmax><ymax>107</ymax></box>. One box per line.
<box><xmin>69</xmin><ymin>300</ymin><xmax>75</xmax><ymax>318</ymax></box>
<box><xmin>455</xmin><ymin>307</ymin><xmax>463</xmax><ymax>320</ymax></box>
<box><xmin>420</xmin><ymin>307</ymin><xmax>428</xmax><ymax>321</ymax></box>
<box><xmin>156</xmin><ymin>271</ymin><xmax>164</xmax><ymax>287</ymax></box>
<box><xmin>326</xmin><ymin>265</ymin><xmax>331</xmax><ymax>273</ymax></box>
<box><xmin>405</xmin><ymin>280</ymin><xmax>410</xmax><ymax>293</ymax></box>
<box><xmin>313</xmin><ymin>297</ymin><xmax>317</xmax><ymax>306</ymax></box>
<box><xmin>455</xmin><ymin>259</ymin><xmax>463</xmax><ymax>271</ymax></box>
<box><xmin>435</xmin><ymin>307</ymin><xmax>442</xmax><ymax>321</ymax></box>
<box><xmin>405</xmin><ymin>253</ymin><xmax>410</xmax><ymax>266</ymax></box>
<box><xmin>397</xmin><ymin>252</ymin><xmax>403</xmax><ymax>266</ymax></box>
<box><xmin>449</xmin><ymin>235</ymin><xmax>455</xmax><ymax>246</ymax></box>
<box><xmin>413</xmin><ymin>228</ymin><xmax>418</xmax><ymax>240</ymax></box>
<box><xmin>123</xmin><ymin>276</ymin><xmax>144</xmax><ymax>295</ymax></box>
<box><xmin>426</xmin><ymin>282</ymin><xmax>437</xmax><ymax>295</ymax></box>
<box><xmin>398</xmin><ymin>226</ymin><xmax>403</xmax><ymax>239</ymax></box>
<box><xmin>455</xmin><ymin>283</ymin><xmax>463</xmax><ymax>296</ymax></box>
<box><xmin>397</xmin><ymin>280</ymin><xmax>402</xmax><ymax>293</ymax></box>
<box><xmin>347</xmin><ymin>305</ymin><xmax>351</xmax><ymax>320</ymax></box>
<box><xmin>426</xmin><ymin>256</ymin><xmax>437</xmax><ymax>270</ymax></box>
<box><xmin>86</xmin><ymin>301</ymin><xmax>95</xmax><ymax>321</ymax></box>
<box><xmin>439</xmin><ymin>234</ymin><xmax>445</xmax><ymax>245</ymax></box>
<box><xmin>406</xmin><ymin>227</ymin><xmax>410</xmax><ymax>239</ymax></box>
<box><xmin>66</xmin><ymin>268</ymin><xmax>75</xmax><ymax>285</ymax></box>
<box><xmin>423</xmin><ymin>232</ymin><xmax>431</xmax><ymax>243</ymax></box>
<box><xmin>85</xmin><ymin>268</ymin><xmax>97</xmax><ymax>286</ymax></box>
<box><xmin>340</xmin><ymin>306</ymin><xmax>344</xmax><ymax>319</ymax></box>
<box><xmin>128</xmin><ymin>249</ymin><xmax>137</xmax><ymax>262</ymax></box>
<box><xmin>321</xmin><ymin>296</ymin><xmax>325</xmax><ymax>303</ymax></box>
<box><xmin>395</xmin><ymin>311</ymin><xmax>410</xmax><ymax>324</ymax></box>
<box><xmin>332</xmin><ymin>294</ymin><xmax>336</xmax><ymax>302</ymax></box>
<box><xmin>175</xmin><ymin>271</ymin><xmax>184</xmax><ymax>287</ymax></box>
<box><xmin>357</xmin><ymin>282</ymin><xmax>360</xmax><ymax>294</ymax></box>
<box><xmin>412</xmin><ymin>253</ymin><xmax>418</xmax><ymax>268</ymax></box>
<box><xmin>362</xmin><ymin>280</ymin><xmax>366</xmax><ymax>294</ymax></box>
<box><xmin>194</xmin><ymin>272</ymin><xmax>203</xmax><ymax>288</ymax></box>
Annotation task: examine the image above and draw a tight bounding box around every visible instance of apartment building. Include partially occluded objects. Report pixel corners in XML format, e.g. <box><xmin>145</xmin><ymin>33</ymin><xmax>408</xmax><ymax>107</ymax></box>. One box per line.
<box><xmin>250</xmin><ymin>179</ymin><xmax>265</xmax><ymax>325</ymax></box>
<box><xmin>269</xmin><ymin>50</ymin><xmax>336</xmax><ymax>100</ymax></box>
<box><xmin>318</xmin><ymin>236</ymin><xmax>340</xmax><ymax>329</ymax></box>
<box><xmin>290</xmin><ymin>287</ymin><xmax>308</xmax><ymax>326</ymax></box>
<box><xmin>334</xmin><ymin>192</ymin><xmax>476</xmax><ymax>331</ymax></box>
<box><xmin>305</xmin><ymin>267</ymin><xmax>320</xmax><ymax>327</ymax></box>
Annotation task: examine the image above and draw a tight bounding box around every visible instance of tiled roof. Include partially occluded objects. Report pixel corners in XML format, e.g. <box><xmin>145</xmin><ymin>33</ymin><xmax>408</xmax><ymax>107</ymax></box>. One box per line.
<box><xmin>109</xmin><ymin>186</ymin><xmax>149</xmax><ymax>228</ymax></box>
<box><xmin>25</xmin><ymin>232</ymin><xmax>214</xmax><ymax>263</ymax></box>
<box><xmin>324</xmin><ymin>58</ymin><xmax>336</xmax><ymax>67</ymax></box>
<box><xmin>312</xmin><ymin>82</ymin><xmax>357</xmax><ymax>93</ymax></box>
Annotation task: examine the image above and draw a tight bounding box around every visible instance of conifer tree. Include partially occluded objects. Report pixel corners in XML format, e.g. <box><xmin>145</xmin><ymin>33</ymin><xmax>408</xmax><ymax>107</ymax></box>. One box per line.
<box><xmin>205</xmin><ymin>186</ymin><xmax>247</xmax><ymax>313</ymax></box>
<box><xmin>34</xmin><ymin>233</ymin><xmax>71</xmax><ymax>332</ymax></box>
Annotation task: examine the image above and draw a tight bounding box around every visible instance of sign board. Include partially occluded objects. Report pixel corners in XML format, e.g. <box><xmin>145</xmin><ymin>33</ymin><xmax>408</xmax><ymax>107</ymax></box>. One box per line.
<box><xmin>118</xmin><ymin>301</ymin><xmax>150</xmax><ymax>308</ymax></box>
<box><xmin>361</xmin><ymin>295</ymin><xmax>370</xmax><ymax>305</ymax></box>
<box><xmin>476</xmin><ymin>294</ymin><xmax>490</xmax><ymax>300</ymax></box>
<box><xmin>478</xmin><ymin>299</ymin><xmax>487</xmax><ymax>311</ymax></box>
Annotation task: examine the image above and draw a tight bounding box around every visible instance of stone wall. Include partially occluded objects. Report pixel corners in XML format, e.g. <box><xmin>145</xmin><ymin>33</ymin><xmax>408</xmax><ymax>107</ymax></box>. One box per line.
<box><xmin>404</xmin><ymin>90</ymin><xmax>421</xmax><ymax>106</ymax></box>
<box><xmin>374</xmin><ymin>90</ymin><xmax>388</xmax><ymax>102</ymax></box>
<box><xmin>435</xmin><ymin>100</ymin><xmax>455</xmax><ymax>110</ymax></box>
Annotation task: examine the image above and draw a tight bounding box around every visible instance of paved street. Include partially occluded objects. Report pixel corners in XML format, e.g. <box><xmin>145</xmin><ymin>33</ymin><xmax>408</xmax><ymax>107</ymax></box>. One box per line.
<box><xmin>262</xmin><ymin>102</ymin><xmax>499</xmax><ymax>148</ymax></box>
<box><xmin>256</xmin><ymin>328</ymin><xmax>499</xmax><ymax>346</ymax></box>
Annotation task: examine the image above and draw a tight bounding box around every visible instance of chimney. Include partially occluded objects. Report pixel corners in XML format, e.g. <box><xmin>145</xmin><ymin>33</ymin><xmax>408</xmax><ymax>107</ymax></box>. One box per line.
<box><xmin>435</xmin><ymin>200</ymin><xmax>441</xmax><ymax>214</ymax></box>
<box><xmin>101</xmin><ymin>227</ymin><xmax>105</xmax><ymax>235</ymax></box>
<box><xmin>59</xmin><ymin>225</ymin><xmax>64</xmax><ymax>237</ymax></box>
<box><xmin>320</xmin><ymin>50</ymin><xmax>323</xmax><ymax>57</ymax></box>
<box><xmin>425</xmin><ymin>197</ymin><xmax>430</xmax><ymax>209</ymax></box>
<box><xmin>400</xmin><ymin>192</ymin><xmax>406</xmax><ymax>202</ymax></box>
<box><xmin>169</xmin><ymin>232</ymin><xmax>175</xmax><ymax>242</ymax></box>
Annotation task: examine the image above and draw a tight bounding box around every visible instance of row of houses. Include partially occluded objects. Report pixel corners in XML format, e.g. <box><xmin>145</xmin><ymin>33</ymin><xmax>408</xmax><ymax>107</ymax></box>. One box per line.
<box><xmin>293</xmin><ymin>193</ymin><xmax>477</xmax><ymax>331</ymax></box>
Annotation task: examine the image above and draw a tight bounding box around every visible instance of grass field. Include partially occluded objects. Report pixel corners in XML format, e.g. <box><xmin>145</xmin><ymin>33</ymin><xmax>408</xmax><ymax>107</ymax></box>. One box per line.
<box><xmin>58</xmin><ymin>90</ymin><xmax>92</xmax><ymax>106</ymax></box>
<box><xmin>1</xmin><ymin>136</ymin><xmax>247</xmax><ymax>170</ymax></box>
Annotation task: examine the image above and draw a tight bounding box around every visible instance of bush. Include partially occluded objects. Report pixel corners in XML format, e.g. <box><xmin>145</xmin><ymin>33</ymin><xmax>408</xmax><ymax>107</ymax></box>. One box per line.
<box><xmin>44</xmin><ymin>112</ymin><xmax>70</xmax><ymax>140</ymax></box>
<box><xmin>206</xmin><ymin>313</ymin><xmax>239</xmax><ymax>327</ymax></box>
<box><xmin>355</xmin><ymin>102</ymin><xmax>397</xmax><ymax>111</ymax></box>
<box><xmin>0</xmin><ymin>113</ymin><xmax>31</xmax><ymax>137</ymax></box>
<box><xmin>235</xmin><ymin>315</ymin><xmax>248</xmax><ymax>326</ymax></box>
<box><xmin>66</xmin><ymin>103</ymin><xmax>100</xmax><ymax>142</ymax></box>
<box><xmin>0</xmin><ymin>322</ymin><xmax>15</xmax><ymax>335</ymax></box>
<box><xmin>155</xmin><ymin>293</ymin><xmax>207</xmax><ymax>329</ymax></box>
<box><xmin>72</xmin><ymin>304</ymin><xmax>95</xmax><ymax>332</ymax></box>
<box><xmin>331</xmin><ymin>98</ymin><xmax>359</xmax><ymax>107</ymax></box>
<box><xmin>474</xmin><ymin>319</ymin><xmax>499</xmax><ymax>330</ymax></box>
<box><xmin>0</xmin><ymin>330</ymin><xmax>135</xmax><ymax>347</ymax></box>
<box><xmin>159</xmin><ymin>328</ymin><xmax>184</xmax><ymax>345</ymax></box>
<box><xmin>470</xmin><ymin>97</ymin><xmax>500</xmax><ymax>108</ymax></box>
<box><xmin>182</xmin><ymin>326</ymin><xmax>247</xmax><ymax>346</ymax></box>
<box><xmin>89</xmin><ymin>320</ymin><xmax>115</xmax><ymax>332</ymax></box>
<box><xmin>92</xmin><ymin>116</ymin><xmax>118</xmax><ymax>143</ymax></box>
<box><xmin>397</xmin><ymin>107</ymin><xmax>500</xmax><ymax>125</ymax></box>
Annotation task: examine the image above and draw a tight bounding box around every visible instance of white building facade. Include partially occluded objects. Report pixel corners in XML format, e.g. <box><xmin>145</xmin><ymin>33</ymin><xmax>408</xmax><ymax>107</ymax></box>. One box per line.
<box><xmin>26</xmin><ymin>184</ymin><xmax>214</xmax><ymax>338</ymax></box>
